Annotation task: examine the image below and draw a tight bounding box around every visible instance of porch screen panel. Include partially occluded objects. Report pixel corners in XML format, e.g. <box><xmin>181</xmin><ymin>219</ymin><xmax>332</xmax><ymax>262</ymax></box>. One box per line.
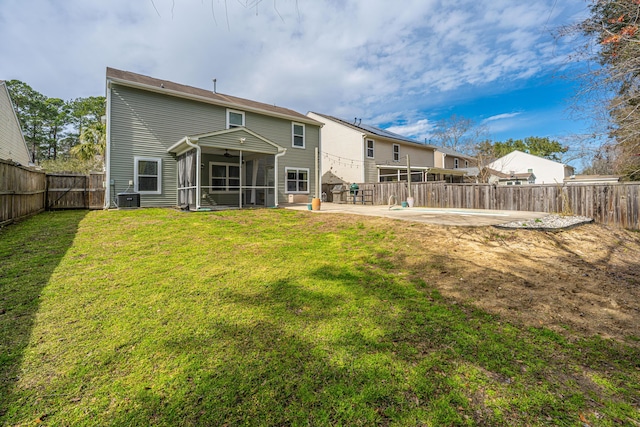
<box><xmin>178</xmin><ymin>149</ymin><xmax>197</xmax><ymax>209</ymax></box>
<box><xmin>178</xmin><ymin>153</ymin><xmax>186</xmax><ymax>206</ymax></box>
<box><xmin>185</xmin><ymin>149</ymin><xmax>196</xmax><ymax>206</ymax></box>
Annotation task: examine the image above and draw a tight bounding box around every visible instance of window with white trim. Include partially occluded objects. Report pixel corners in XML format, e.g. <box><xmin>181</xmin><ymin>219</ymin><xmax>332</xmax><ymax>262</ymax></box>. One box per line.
<box><xmin>210</xmin><ymin>162</ymin><xmax>240</xmax><ymax>192</ymax></box>
<box><xmin>292</xmin><ymin>123</ymin><xmax>305</xmax><ymax>148</ymax></box>
<box><xmin>226</xmin><ymin>109</ymin><xmax>245</xmax><ymax>129</ymax></box>
<box><xmin>392</xmin><ymin>144</ymin><xmax>400</xmax><ymax>162</ymax></box>
<box><xmin>366</xmin><ymin>139</ymin><xmax>375</xmax><ymax>158</ymax></box>
<box><xmin>134</xmin><ymin>156</ymin><xmax>161</xmax><ymax>194</ymax></box>
<box><xmin>465</xmin><ymin>160</ymin><xmax>469</xmax><ymax>168</ymax></box>
<box><xmin>454</xmin><ymin>158</ymin><xmax>459</xmax><ymax>169</ymax></box>
<box><xmin>286</xmin><ymin>167</ymin><xmax>309</xmax><ymax>193</ymax></box>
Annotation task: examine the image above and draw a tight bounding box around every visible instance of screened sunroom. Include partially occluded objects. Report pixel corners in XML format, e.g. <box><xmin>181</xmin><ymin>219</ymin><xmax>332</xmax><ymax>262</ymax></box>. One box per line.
<box><xmin>168</xmin><ymin>128</ymin><xmax>285</xmax><ymax>211</ymax></box>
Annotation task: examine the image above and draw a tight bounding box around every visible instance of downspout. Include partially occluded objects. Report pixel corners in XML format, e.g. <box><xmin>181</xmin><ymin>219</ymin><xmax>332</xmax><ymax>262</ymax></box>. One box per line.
<box><xmin>315</xmin><ymin>146</ymin><xmax>319</xmax><ymax>198</ymax></box>
<box><xmin>361</xmin><ymin>134</ymin><xmax>366</xmax><ymax>183</ymax></box>
<box><xmin>239</xmin><ymin>150</ymin><xmax>243</xmax><ymax>209</ymax></box>
<box><xmin>318</xmin><ymin>128</ymin><xmax>322</xmax><ymax>197</ymax></box>
<box><xmin>274</xmin><ymin>148</ymin><xmax>287</xmax><ymax>207</ymax></box>
<box><xmin>184</xmin><ymin>136</ymin><xmax>201</xmax><ymax>211</ymax></box>
<box><xmin>104</xmin><ymin>80</ymin><xmax>112</xmax><ymax>209</ymax></box>
<box><xmin>406</xmin><ymin>154</ymin><xmax>411</xmax><ymax>199</ymax></box>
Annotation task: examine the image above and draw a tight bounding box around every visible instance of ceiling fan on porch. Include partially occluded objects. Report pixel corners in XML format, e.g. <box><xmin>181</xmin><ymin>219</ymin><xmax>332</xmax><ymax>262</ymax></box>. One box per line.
<box><xmin>223</xmin><ymin>149</ymin><xmax>239</xmax><ymax>158</ymax></box>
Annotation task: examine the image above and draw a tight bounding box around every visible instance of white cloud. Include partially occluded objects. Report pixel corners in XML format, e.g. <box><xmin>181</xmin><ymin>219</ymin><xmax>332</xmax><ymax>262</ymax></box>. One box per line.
<box><xmin>483</xmin><ymin>113</ymin><xmax>522</xmax><ymax>123</ymax></box>
<box><xmin>0</xmin><ymin>0</ymin><xmax>588</xmax><ymax>130</ymax></box>
<box><xmin>386</xmin><ymin>119</ymin><xmax>435</xmax><ymax>141</ymax></box>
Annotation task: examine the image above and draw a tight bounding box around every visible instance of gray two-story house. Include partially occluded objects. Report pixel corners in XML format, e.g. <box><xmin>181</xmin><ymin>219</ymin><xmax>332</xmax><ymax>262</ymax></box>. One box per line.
<box><xmin>105</xmin><ymin>68</ymin><xmax>322</xmax><ymax>210</ymax></box>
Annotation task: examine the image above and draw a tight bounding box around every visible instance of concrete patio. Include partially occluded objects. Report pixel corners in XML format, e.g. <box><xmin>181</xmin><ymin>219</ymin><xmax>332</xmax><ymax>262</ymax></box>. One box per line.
<box><xmin>282</xmin><ymin>202</ymin><xmax>549</xmax><ymax>227</ymax></box>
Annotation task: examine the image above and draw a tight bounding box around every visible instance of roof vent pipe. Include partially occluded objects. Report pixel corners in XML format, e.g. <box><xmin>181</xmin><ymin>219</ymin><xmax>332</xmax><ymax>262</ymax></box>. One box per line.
<box><xmin>213</xmin><ymin>79</ymin><xmax>217</xmax><ymax>93</ymax></box>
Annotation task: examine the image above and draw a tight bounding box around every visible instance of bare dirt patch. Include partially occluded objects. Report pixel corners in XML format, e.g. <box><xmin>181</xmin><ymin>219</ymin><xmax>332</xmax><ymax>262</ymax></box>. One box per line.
<box><xmin>309</xmin><ymin>213</ymin><xmax>640</xmax><ymax>346</ymax></box>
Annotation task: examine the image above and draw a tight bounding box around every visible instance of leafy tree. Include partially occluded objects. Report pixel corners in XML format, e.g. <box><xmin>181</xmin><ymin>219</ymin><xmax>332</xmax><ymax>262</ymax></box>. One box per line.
<box><xmin>562</xmin><ymin>0</ymin><xmax>640</xmax><ymax>179</ymax></box>
<box><xmin>71</xmin><ymin>121</ymin><xmax>106</xmax><ymax>161</ymax></box>
<box><xmin>6</xmin><ymin>80</ymin><xmax>47</xmax><ymax>163</ymax></box>
<box><xmin>67</xmin><ymin>96</ymin><xmax>106</xmax><ymax>146</ymax></box>
<box><xmin>6</xmin><ymin>79</ymin><xmax>105</xmax><ymax>168</ymax></box>
<box><xmin>42</xmin><ymin>98</ymin><xmax>70</xmax><ymax>160</ymax></box>
<box><xmin>492</xmin><ymin>137</ymin><xmax>568</xmax><ymax>162</ymax></box>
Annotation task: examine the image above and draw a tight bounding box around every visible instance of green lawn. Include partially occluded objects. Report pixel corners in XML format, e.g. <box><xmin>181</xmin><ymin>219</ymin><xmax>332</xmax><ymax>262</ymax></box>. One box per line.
<box><xmin>0</xmin><ymin>209</ymin><xmax>638</xmax><ymax>426</ymax></box>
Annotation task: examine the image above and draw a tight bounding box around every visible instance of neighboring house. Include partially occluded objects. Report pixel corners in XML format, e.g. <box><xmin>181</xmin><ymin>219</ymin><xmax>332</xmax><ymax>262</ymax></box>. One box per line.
<box><xmin>486</xmin><ymin>168</ymin><xmax>536</xmax><ymax>186</ymax></box>
<box><xmin>308</xmin><ymin>112</ymin><xmax>467</xmax><ymax>185</ymax></box>
<box><xmin>564</xmin><ymin>174</ymin><xmax>621</xmax><ymax>184</ymax></box>
<box><xmin>433</xmin><ymin>146</ymin><xmax>477</xmax><ymax>183</ymax></box>
<box><xmin>487</xmin><ymin>150</ymin><xmax>574</xmax><ymax>185</ymax></box>
<box><xmin>105</xmin><ymin>68</ymin><xmax>323</xmax><ymax>209</ymax></box>
<box><xmin>0</xmin><ymin>80</ymin><xmax>31</xmax><ymax>165</ymax></box>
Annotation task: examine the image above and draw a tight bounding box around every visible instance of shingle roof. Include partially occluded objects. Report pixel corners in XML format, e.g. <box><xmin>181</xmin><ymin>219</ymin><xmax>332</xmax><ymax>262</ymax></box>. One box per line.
<box><xmin>433</xmin><ymin>145</ymin><xmax>476</xmax><ymax>160</ymax></box>
<box><xmin>106</xmin><ymin>68</ymin><xmax>321</xmax><ymax>125</ymax></box>
<box><xmin>310</xmin><ymin>112</ymin><xmax>435</xmax><ymax>148</ymax></box>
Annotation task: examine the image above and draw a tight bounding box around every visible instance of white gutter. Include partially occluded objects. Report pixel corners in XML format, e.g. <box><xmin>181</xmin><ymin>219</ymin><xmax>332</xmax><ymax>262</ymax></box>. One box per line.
<box><xmin>104</xmin><ymin>80</ymin><xmax>112</xmax><ymax>209</ymax></box>
<box><xmin>184</xmin><ymin>136</ymin><xmax>201</xmax><ymax>211</ymax></box>
<box><xmin>274</xmin><ymin>148</ymin><xmax>287</xmax><ymax>207</ymax></box>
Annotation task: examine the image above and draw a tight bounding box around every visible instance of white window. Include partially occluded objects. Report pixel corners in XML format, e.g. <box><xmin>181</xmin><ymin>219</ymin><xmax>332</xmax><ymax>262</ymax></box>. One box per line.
<box><xmin>209</xmin><ymin>162</ymin><xmax>240</xmax><ymax>192</ymax></box>
<box><xmin>227</xmin><ymin>109</ymin><xmax>245</xmax><ymax>129</ymax></box>
<box><xmin>292</xmin><ymin>123</ymin><xmax>305</xmax><ymax>148</ymax></box>
<box><xmin>134</xmin><ymin>156</ymin><xmax>161</xmax><ymax>194</ymax></box>
<box><xmin>285</xmin><ymin>167</ymin><xmax>309</xmax><ymax>193</ymax></box>
<box><xmin>366</xmin><ymin>139</ymin><xmax>375</xmax><ymax>158</ymax></box>
<box><xmin>393</xmin><ymin>144</ymin><xmax>400</xmax><ymax>162</ymax></box>
<box><xmin>465</xmin><ymin>160</ymin><xmax>469</xmax><ymax>168</ymax></box>
<box><xmin>454</xmin><ymin>158</ymin><xmax>459</xmax><ymax>169</ymax></box>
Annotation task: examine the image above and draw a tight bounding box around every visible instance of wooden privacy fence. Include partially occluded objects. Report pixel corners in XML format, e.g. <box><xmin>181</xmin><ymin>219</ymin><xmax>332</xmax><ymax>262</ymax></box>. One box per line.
<box><xmin>358</xmin><ymin>181</ymin><xmax>640</xmax><ymax>230</ymax></box>
<box><xmin>1</xmin><ymin>160</ymin><xmax>105</xmax><ymax>226</ymax></box>
<box><xmin>46</xmin><ymin>173</ymin><xmax>105</xmax><ymax>210</ymax></box>
<box><xmin>0</xmin><ymin>159</ymin><xmax>47</xmax><ymax>226</ymax></box>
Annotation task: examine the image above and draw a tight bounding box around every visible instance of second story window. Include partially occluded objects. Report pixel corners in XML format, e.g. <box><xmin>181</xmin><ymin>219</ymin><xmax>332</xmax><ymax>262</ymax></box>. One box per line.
<box><xmin>393</xmin><ymin>144</ymin><xmax>400</xmax><ymax>162</ymax></box>
<box><xmin>292</xmin><ymin>123</ymin><xmax>305</xmax><ymax>148</ymax></box>
<box><xmin>454</xmin><ymin>158</ymin><xmax>459</xmax><ymax>169</ymax></box>
<box><xmin>227</xmin><ymin>109</ymin><xmax>245</xmax><ymax>129</ymax></box>
<box><xmin>366</xmin><ymin>139</ymin><xmax>374</xmax><ymax>158</ymax></box>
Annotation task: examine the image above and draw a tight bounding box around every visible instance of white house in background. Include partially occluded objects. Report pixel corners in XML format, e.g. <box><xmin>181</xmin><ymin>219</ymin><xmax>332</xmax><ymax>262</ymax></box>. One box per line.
<box><xmin>307</xmin><ymin>112</ymin><xmax>470</xmax><ymax>186</ymax></box>
<box><xmin>487</xmin><ymin>150</ymin><xmax>574</xmax><ymax>185</ymax></box>
<box><xmin>486</xmin><ymin>168</ymin><xmax>536</xmax><ymax>186</ymax></box>
<box><xmin>0</xmin><ymin>80</ymin><xmax>31</xmax><ymax>165</ymax></box>
<box><xmin>434</xmin><ymin>146</ymin><xmax>476</xmax><ymax>171</ymax></box>
<box><xmin>307</xmin><ymin>112</ymin><xmax>433</xmax><ymax>185</ymax></box>
<box><xmin>564</xmin><ymin>174</ymin><xmax>621</xmax><ymax>184</ymax></box>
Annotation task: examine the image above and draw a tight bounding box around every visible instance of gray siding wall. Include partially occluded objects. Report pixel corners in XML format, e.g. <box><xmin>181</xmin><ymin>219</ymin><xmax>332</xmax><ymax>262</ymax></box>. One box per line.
<box><xmin>198</xmin><ymin>131</ymin><xmax>279</xmax><ymax>154</ymax></box>
<box><xmin>246</xmin><ymin>113</ymin><xmax>320</xmax><ymax>200</ymax></box>
<box><xmin>363</xmin><ymin>139</ymin><xmax>435</xmax><ymax>184</ymax></box>
<box><xmin>108</xmin><ymin>84</ymin><xmax>320</xmax><ymax>207</ymax></box>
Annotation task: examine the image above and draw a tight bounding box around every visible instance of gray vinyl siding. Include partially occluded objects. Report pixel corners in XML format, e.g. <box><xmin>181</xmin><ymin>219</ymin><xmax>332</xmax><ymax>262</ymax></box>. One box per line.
<box><xmin>242</xmin><ymin>113</ymin><xmax>320</xmax><ymax>198</ymax></box>
<box><xmin>362</xmin><ymin>140</ymin><xmax>435</xmax><ymax>184</ymax></box>
<box><xmin>108</xmin><ymin>84</ymin><xmax>320</xmax><ymax>207</ymax></box>
<box><xmin>364</xmin><ymin>158</ymin><xmax>377</xmax><ymax>183</ymax></box>
<box><xmin>197</xmin><ymin>131</ymin><xmax>279</xmax><ymax>154</ymax></box>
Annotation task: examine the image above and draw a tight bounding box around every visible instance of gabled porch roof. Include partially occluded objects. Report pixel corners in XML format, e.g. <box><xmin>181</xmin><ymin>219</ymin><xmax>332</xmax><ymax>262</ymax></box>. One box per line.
<box><xmin>167</xmin><ymin>127</ymin><xmax>285</xmax><ymax>156</ymax></box>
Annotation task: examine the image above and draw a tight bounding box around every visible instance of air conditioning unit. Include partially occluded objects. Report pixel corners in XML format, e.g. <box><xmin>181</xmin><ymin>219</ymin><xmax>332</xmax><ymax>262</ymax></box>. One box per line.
<box><xmin>117</xmin><ymin>192</ymin><xmax>140</xmax><ymax>208</ymax></box>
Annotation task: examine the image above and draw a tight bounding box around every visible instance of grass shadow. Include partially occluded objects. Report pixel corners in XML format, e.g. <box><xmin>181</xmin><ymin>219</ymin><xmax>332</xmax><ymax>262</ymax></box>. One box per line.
<box><xmin>0</xmin><ymin>211</ymin><xmax>87</xmax><ymax>420</ymax></box>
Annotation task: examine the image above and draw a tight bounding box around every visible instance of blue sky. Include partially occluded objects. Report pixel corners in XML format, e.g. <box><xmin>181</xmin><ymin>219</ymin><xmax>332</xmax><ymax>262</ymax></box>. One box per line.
<box><xmin>0</xmin><ymin>0</ymin><xmax>593</xmax><ymax>167</ymax></box>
